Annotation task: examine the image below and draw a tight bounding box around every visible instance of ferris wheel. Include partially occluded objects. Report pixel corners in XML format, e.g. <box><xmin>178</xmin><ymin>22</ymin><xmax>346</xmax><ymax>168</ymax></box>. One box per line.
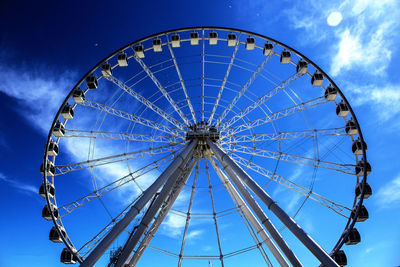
<box><xmin>40</xmin><ymin>27</ymin><xmax>372</xmax><ymax>267</ymax></box>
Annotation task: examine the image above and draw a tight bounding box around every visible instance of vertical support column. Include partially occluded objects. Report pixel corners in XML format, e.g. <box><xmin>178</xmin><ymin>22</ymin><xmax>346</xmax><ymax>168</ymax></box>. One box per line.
<box><xmin>115</xmin><ymin>151</ymin><xmax>198</xmax><ymax>266</ymax></box>
<box><xmin>207</xmin><ymin>140</ymin><xmax>339</xmax><ymax>267</ymax></box>
<box><xmin>127</xmin><ymin>159</ymin><xmax>198</xmax><ymax>266</ymax></box>
<box><xmin>81</xmin><ymin>140</ymin><xmax>197</xmax><ymax>267</ymax></box>
<box><xmin>208</xmin><ymin>157</ymin><xmax>290</xmax><ymax>267</ymax></box>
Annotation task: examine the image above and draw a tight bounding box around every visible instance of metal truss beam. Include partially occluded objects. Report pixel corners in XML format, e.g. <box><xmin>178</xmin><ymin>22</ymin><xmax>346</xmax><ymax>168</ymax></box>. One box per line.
<box><xmin>223</xmin><ymin>97</ymin><xmax>328</xmax><ymax>137</ymax></box>
<box><xmin>81</xmin><ymin>99</ymin><xmax>183</xmax><ymax>136</ymax></box>
<box><xmin>133</xmin><ymin>54</ymin><xmax>190</xmax><ymax>126</ymax></box>
<box><xmin>221</xmin><ymin>72</ymin><xmax>304</xmax><ymax>131</ymax></box>
<box><xmin>207</xmin><ymin>139</ymin><xmax>339</xmax><ymax>267</ymax></box>
<box><xmin>105</xmin><ymin>74</ymin><xmax>186</xmax><ymax>130</ymax></box>
<box><xmin>215</xmin><ymin>53</ymin><xmax>273</xmax><ymax>127</ymax></box>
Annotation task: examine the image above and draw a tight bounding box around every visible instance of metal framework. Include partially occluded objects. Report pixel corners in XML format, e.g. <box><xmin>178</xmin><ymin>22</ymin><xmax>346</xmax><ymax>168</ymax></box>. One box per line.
<box><xmin>40</xmin><ymin>27</ymin><xmax>370</xmax><ymax>267</ymax></box>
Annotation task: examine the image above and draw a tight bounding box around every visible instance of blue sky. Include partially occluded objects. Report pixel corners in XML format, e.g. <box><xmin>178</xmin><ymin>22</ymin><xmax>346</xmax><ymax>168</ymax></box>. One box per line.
<box><xmin>0</xmin><ymin>0</ymin><xmax>400</xmax><ymax>266</ymax></box>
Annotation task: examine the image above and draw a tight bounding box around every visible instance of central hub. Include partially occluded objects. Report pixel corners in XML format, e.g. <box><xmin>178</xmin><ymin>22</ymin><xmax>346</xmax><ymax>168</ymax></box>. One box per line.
<box><xmin>186</xmin><ymin>121</ymin><xmax>220</xmax><ymax>142</ymax></box>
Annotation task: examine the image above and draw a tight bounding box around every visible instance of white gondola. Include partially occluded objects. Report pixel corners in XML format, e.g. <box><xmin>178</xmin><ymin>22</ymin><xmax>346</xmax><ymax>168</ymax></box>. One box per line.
<box><xmin>355</xmin><ymin>158</ymin><xmax>371</xmax><ymax>176</ymax></box>
<box><xmin>61</xmin><ymin>104</ymin><xmax>74</xmax><ymax>120</ymax></box>
<box><xmin>351</xmin><ymin>205</ymin><xmax>369</xmax><ymax>222</ymax></box>
<box><xmin>245</xmin><ymin>37</ymin><xmax>255</xmax><ymax>50</ymax></box>
<box><xmin>61</xmin><ymin>248</ymin><xmax>77</xmax><ymax>264</ymax></box>
<box><xmin>324</xmin><ymin>84</ymin><xmax>337</xmax><ymax>101</ymax></box>
<box><xmin>345</xmin><ymin>228</ymin><xmax>361</xmax><ymax>245</ymax></box>
<box><xmin>153</xmin><ymin>38</ymin><xmax>162</xmax><ymax>52</ymax></box>
<box><xmin>280</xmin><ymin>50</ymin><xmax>291</xmax><ymax>64</ymax></box>
<box><xmin>40</xmin><ymin>160</ymin><xmax>55</xmax><ymax>177</ymax></box>
<box><xmin>47</xmin><ymin>141</ymin><xmax>59</xmax><ymax>156</ymax></box>
<box><xmin>101</xmin><ymin>62</ymin><xmax>112</xmax><ymax>77</ymax></box>
<box><xmin>39</xmin><ymin>182</ymin><xmax>55</xmax><ymax>198</ymax></box>
<box><xmin>336</xmin><ymin>101</ymin><xmax>349</xmax><ymax>117</ymax></box>
<box><xmin>171</xmin><ymin>33</ymin><xmax>180</xmax><ymax>48</ymax></box>
<box><xmin>311</xmin><ymin>72</ymin><xmax>324</xmax><ymax>86</ymax></box>
<box><xmin>117</xmin><ymin>52</ymin><xmax>128</xmax><ymax>67</ymax></box>
<box><xmin>134</xmin><ymin>44</ymin><xmax>145</xmax><ymax>58</ymax></box>
<box><xmin>296</xmin><ymin>60</ymin><xmax>308</xmax><ymax>74</ymax></box>
<box><xmin>345</xmin><ymin>120</ymin><xmax>358</xmax><ymax>135</ymax></box>
<box><xmin>42</xmin><ymin>204</ymin><xmax>59</xmax><ymax>221</ymax></box>
<box><xmin>227</xmin><ymin>33</ymin><xmax>236</xmax><ymax>47</ymax></box>
<box><xmin>352</xmin><ymin>138</ymin><xmax>367</xmax><ymax>155</ymax></box>
<box><xmin>209</xmin><ymin>31</ymin><xmax>218</xmax><ymax>45</ymax></box>
<box><xmin>86</xmin><ymin>75</ymin><xmax>98</xmax><ymax>89</ymax></box>
<box><xmin>72</xmin><ymin>89</ymin><xmax>85</xmax><ymax>104</ymax></box>
<box><xmin>356</xmin><ymin>181</ymin><xmax>372</xmax><ymax>199</ymax></box>
<box><xmin>263</xmin><ymin>43</ymin><xmax>273</xmax><ymax>56</ymax></box>
<box><xmin>53</xmin><ymin>121</ymin><xmax>65</xmax><ymax>137</ymax></box>
<box><xmin>190</xmin><ymin>31</ymin><xmax>199</xmax><ymax>45</ymax></box>
<box><xmin>49</xmin><ymin>226</ymin><xmax>66</xmax><ymax>243</ymax></box>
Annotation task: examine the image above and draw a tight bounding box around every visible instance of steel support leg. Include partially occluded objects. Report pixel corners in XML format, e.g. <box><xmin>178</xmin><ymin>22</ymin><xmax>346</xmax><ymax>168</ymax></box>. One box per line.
<box><xmin>127</xmin><ymin>159</ymin><xmax>198</xmax><ymax>266</ymax></box>
<box><xmin>115</xmin><ymin>153</ymin><xmax>198</xmax><ymax>266</ymax></box>
<box><xmin>81</xmin><ymin>140</ymin><xmax>197</xmax><ymax>267</ymax></box>
<box><xmin>208</xmin><ymin>156</ymin><xmax>290</xmax><ymax>267</ymax></box>
<box><xmin>207</xmin><ymin>139</ymin><xmax>339</xmax><ymax>267</ymax></box>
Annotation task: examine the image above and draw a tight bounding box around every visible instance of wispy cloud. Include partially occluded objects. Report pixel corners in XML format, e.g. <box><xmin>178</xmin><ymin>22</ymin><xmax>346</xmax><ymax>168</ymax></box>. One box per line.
<box><xmin>0</xmin><ymin>172</ymin><xmax>37</xmax><ymax>196</ymax></box>
<box><xmin>375</xmin><ymin>174</ymin><xmax>400</xmax><ymax>207</ymax></box>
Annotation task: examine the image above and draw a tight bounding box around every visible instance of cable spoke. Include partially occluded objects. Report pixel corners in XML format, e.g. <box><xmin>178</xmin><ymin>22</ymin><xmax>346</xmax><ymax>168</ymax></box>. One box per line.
<box><xmin>204</xmin><ymin>159</ymin><xmax>225</xmax><ymax>267</ymax></box>
<box><xmin>178</xmin><ymin>161</ymin><xmax>199</xmax><ymax>267</ymax></box>
<box><xmin>81</xmin><ymin>99</ymin><xmax>184</xmax><ymax>136</ymax></box>
<box><xmin>202</xmin><ymin>29</ymin><xmax>205</xmax><ymax>122</ymax></box>
<box><xmin>222</xmin><ymin>96</ymin><xmax>328</xmax><ymax>137</ymax></box>
<box><xmin>64</xmin><ymin>129</ymin><xmax>184</xmax><ymax>143</ymax></box>
<box><xmin>225</xmin><ymin>143</ymin><xmax>355</xmax><ymax>174</ymax></box>
<box><xmin>58</xmin><ymin>154</ymin><xmax>174</xmax><ymax>217</ymax></box>
<box><xmin>229</xmin><ymin>153</ymin><xmax>351</xmax><ymax>217</ymax></box>
<box><xmin>221</xmin><ymin>72</ymin><xmax>304</xmax><ymax>131</ymax></box>
<box><xmin>132</xmin><ymin>52</ymin><xmax>190</xmax><ymax>126</ymax></box>
<box><xmin>55</xmin><ymin>142</ymin><xmax>183</xmax><ymax>176</ymax></box>
<box><xmin>104</xmin><ymin>74</ymin><xmax>186</xmax><ymax>130</ymax></box>
<box><xmin>208</xmin><ymin>36</ymin><xmax>240</xmax><ymax>125</ymax></box>
<box><xmin>166</xmin><ymin>35</ymin><xmax>197</xmax><ymax>124</ymax></box>
<box><xmin>214</xmin><ymin>52</ymin><xmax>274</xmax><ymax>127</ymax></box>
<box><xmin>220</xmin><ymin>127</ymin><xmax>346</xmax><ymax>143</ymax></box>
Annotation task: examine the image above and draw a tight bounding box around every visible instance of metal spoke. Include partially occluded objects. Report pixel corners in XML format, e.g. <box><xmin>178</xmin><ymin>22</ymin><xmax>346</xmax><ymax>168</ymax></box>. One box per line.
<box><xmin>226</xmin><ymin>143</ymin><xmax>355</xmax><ymax>175</ymax></box>
<box><xmin>104</xmin><ymin>74</ymin><xmax>186</xmax><ymax>130</ymax></box>
<box><xmin>223</xmin><ymin>96</ymin><xmax>328</xmax><ymax>137</ymax></box>
<box><xmin>214</xmin><ymin>53</ymin><xmax>274</xmax><ymax>127</ymax></box>
<box><xmin>64</xmin><ymin>129</ymin><xmax>184</xmax><ymax>143</ymax></box>
<box><xmin>230</xmin><ymin>153</ymin><xmax>350</xmax><ymax>217</ymax></box>
<box><xmin>220</xmin><ymin>127</ymin><xmax>346</xmax><ymax>143</ymax></box>
<box><xmin>81</xmin><ymin>99</ymin><xmax>184</xmax><ymax>136</ymax></box>
<box><xmin>166</xmin><ymin>34</ymin><xmax>197</xmax><ymax>124</ymax></box>
<box><xmin>132</xmin><ymin>53</ymin><xmax>190</xmax><ymax>126</ymax></box>
<box><xmin>55</xmin><ymin>142</ymin><xmax>182</xmax><ymax>176</ymax></box>
<box><xmin>178</xmin><ymin>161</ymin><xmax>200</xmax><ymax>267</ymax></box>
<box><xmin>202</xmin><ymin>29</ymin><xmax>205</xmax><ymax>122</ymax></box>
<box><xmin>208</xmin><ymin>35</ymin><xmax>241</xmax><ymax>125</ymax></box>
<box><xmin>204</xmin><ymin>159</ymin><xmax>225</xmax><ymax>267</ymax></box>
<box><xmin>58</xmin><ymin>154</ymin><xmax>174</xmax><ymax>217</ymax></box>
<box><xmin>221</xmin><ymin>72</ymin><xmax>304</xmax><ymax>131</ymax></box>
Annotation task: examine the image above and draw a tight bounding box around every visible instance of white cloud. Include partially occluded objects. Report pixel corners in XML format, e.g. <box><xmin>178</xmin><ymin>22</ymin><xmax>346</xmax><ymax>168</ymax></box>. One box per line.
<box><xmin>0</xmin><ymin>172</ymin><xmax>37</xmax><ymax>196</ymax></box>
<box><xmin>375</xmin><ymin>174</ymin><xmax>400</xmax><ymax>207</ymax></box>
<box><xmin>161</xmin><ymin>213</ymin><xmax>186</xmax><ymax>238</ymax></box>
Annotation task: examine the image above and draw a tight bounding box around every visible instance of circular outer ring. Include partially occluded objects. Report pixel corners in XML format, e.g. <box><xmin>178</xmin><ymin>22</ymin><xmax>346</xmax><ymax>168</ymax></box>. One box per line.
<box><xmin>42</xmin><ymin>26</ymin><xmax>369</xmax><ymax>262</ymax></box>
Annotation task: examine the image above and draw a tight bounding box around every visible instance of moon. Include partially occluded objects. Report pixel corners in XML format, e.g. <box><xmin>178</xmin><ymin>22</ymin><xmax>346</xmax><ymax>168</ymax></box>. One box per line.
<box><xmin>327</xmin><ymin>12</ymin><xmax>343</xmax><ymax>27</ymax></box>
